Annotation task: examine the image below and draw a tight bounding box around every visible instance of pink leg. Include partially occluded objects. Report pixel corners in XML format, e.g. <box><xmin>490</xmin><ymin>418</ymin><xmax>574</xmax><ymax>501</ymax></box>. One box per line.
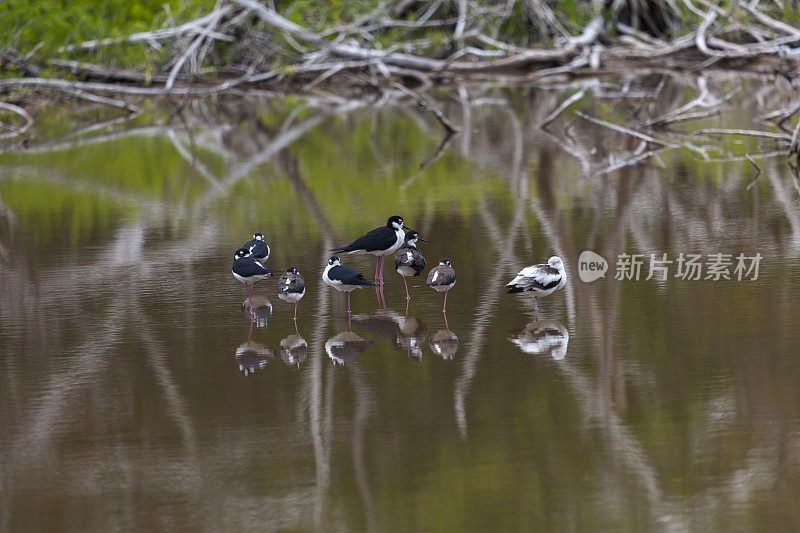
<box><xmin>247</xmin><ymin>317</ymin><xmax>254</xmax><ymax>340</ymax></box>
<box><xmin>443</xmin><ymin>310</ymin><xmax>450</xmax><ymax>331</ymax></box>
<box><xmin>403</xmin><ymin>276</ymin><xmax>410</xmax><ymax>300</ymax></box>
<box><xmin>293</xmin><ymin>301</ymin><xmax>298</xmax><ymax>320</ymax></box>
<box><xmin>294</xmin><ymin>317</ymin><xmax>299</xmax><ymax>335</ymax></box>
<box><xmin>375</xmin><ymin>258</ymin><xmax>380</xmax><ymax>283</ymax></box>
<box><xmin>347</xmin><ymin>291</ymin><xmax>351</xmax><ymax>314</ymax></box>
<box><xmin>246</xmin><ymin>282</ymin><xmax>254</xmax><ymax>311</ymax></box>
<box><xmin>405</xmin><ymin>297</ymin><xmax>409</xmax><ymax>318</ymax></box>
<box><xmin>443</xmin><ymin>289</ymin><xmax>448</xmax><ymax>313</ymax></box>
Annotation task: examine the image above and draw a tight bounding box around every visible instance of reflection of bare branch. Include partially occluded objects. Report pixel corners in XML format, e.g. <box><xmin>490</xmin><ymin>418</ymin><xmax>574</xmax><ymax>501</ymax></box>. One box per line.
<box><xmin>539</xmin><ymin>88</ymin><xmax>585</xmax><ymax>129</ymax></box>
<box><xmin>190</xmin><ymin>101</ymin><xmax>363</xmax><ymax>214</ymax></box>
<box><xmin>350</xmin><ymin>366</ymin><xmax>377</xmax><ymax>531</ymax></box>
<box><xmin>400</xmin><ymin>131</ymin><xmax>456</xmax><ymax>189</ymax></box>
<box><xmin>577</xmin><ymin>111</ymin><xmax>678</xmax><ymax>148</ymax></box>
<box><xmin>392</xmin><ymin>83</ymin><xmax>458</xmax><ymax>134</ymax></box>
<box><xmin>281</xmin><ymin>151</ymin><xmax>336</xmax><ymax>528</ymax></box>
<box><xmin>766</xmin><ymin>169</ymin><xmax>800</xmax><ymax>253</ymax></box>
<box><xmin>7</xmin><ymin>305</ymin><xmax>127</xmax><ymax>464</ymax></box>
<box><xmin>167</xmin><ymin>129</ymin><xmax>223</xmax><ymax>189</ymax></box>
<box><xmin>0</xmin><ymin>102</ymin><xmax>34</xmax><ymax>140</ymax></box>
<box><xmin>556</xmin><ymin>360</ymin><xmax>690</xmax><ymax>530</ymax></box>
<box><xmin>454</xmin><ymin>184</ymin><xmax>529</xmax><ymax>438</ymax></box>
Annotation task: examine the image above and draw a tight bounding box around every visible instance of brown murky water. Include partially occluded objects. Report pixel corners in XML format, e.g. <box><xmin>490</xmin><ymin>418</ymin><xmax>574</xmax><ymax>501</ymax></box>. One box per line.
<box><xmin>2</xmin><ymin>75</ymin><xmax>800</xmax><ymax>531</ymax></box>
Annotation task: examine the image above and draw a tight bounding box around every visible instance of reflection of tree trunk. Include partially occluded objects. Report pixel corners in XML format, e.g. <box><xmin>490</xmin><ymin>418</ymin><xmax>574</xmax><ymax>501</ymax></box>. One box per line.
<box><xmin>350</xmin><ymin>365</ymin><xmax>377</xmax><ymax>531</ymax></box>
<box><xmin>280</xmin><ymin>149</ymin><xmax>336</xmax><ymax>528</ymax></box>
<box><xmin>454</xmin><ymin>162</ymin><xmax>529</xmax><ymax>438</ymax></box>
<box><xmin>532</xmin><ymin>135</ymin><xmax>686</xmax><ymax>523</ymax></box>
<box><xmin>280</xmin><ymin>151</ymin><xmax>336</xmax><ymax>242</ymax></box>
<box><xmin>555</xmin><ymin>360</ymin><xmax>689</xmax><ymax>529</ymax></box>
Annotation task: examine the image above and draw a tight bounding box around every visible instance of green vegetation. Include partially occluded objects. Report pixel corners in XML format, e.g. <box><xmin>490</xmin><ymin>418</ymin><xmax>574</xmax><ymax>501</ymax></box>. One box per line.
<box><xmin>1</xmin><ymin>1</ymin><xmax>212</xmax><ymax>68</ymax></box>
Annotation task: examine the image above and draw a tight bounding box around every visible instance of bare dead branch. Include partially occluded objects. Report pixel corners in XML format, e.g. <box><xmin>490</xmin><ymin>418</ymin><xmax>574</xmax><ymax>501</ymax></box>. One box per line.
<box><xmin>58</xmin><ymin>5</ymin><xmax>236</xmax><ymax>52</ymax></box>
<box><xmin>49</xmin><ymin>59</ymin><xmax>170</xmax><ymax>84</ymax></box>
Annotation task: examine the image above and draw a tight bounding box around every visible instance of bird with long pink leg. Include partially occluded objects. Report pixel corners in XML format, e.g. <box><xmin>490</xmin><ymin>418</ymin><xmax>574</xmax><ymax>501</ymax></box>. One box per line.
<box><xmin>427</xmin><ymin>258</ymin><xmax>456</xmax><ymax>313</ymax></box>
<box><xmin>330</xmin><ymin>215</ymin><xmax>411</xmax><ymax>285</ymax></box>
<box><xmin>232</xmin><ymin>247</ymin><xmax>280</xmax><ymax>313</ymax></box>
<box><xmin>277</xmin><ymin>266</ymin><xmax>305</xmax><ymax>324</ymax></box>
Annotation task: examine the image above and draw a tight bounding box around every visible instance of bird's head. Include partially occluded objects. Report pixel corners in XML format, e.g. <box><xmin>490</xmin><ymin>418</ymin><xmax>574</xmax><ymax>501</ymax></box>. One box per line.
<box><xmin>439</xmin><ymin>258</ymin><xmax>452</xmax><ymax>267</ymax></box>
<box><xmin>405</xmin><ymin>230</ymin><xmax>428</xmax><ymax>246</ymax></box>
<box><xmin>388</xmin><ymin>215</ymin><xmax>411</xmax><ymax>231</ymax></box>
<box><xmin>234</xmin><ymin>247</ymin><xmax>250</xmax><ymax>260</ymax></box>
<box><xmin>328</xmin><ymin>256</ymin><xmax>341</xmax><ymax>266</ymax></box>
<box><xmin>286</xmin><ymin>266</ymin><xmax>299</xmax><ymax>274</ymax></box>
<box><xmin>253</xmin><ymin>233</ymin><xmax>264</xmax><ymax>241</ymax></box>
<box><xmin>548</xmin><ymin>256</ymin><xmax>564</xmax><ymax>270</ymax></box>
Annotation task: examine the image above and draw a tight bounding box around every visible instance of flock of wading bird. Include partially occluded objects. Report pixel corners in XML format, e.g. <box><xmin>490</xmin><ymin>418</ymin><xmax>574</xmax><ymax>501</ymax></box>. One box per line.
<box><xmin>232</xmin><ymin>215</ymin><xmax>568</xmax><ymax>319</ymax></box>
<box><xmin>231</xmin><ymin>216</ymin><xmax>568</xmax><ymax>369</ymax></box>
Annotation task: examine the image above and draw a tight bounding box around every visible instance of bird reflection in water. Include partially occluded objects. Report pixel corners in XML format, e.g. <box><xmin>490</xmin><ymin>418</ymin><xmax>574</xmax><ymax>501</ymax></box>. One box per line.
<box><xmin>280</xmin><ymin>334</ymin><xmax>308</xmax><ymax>368</ymax></box>
<box><xmin>351</xmin><ymin>307</ymin><xmax>428</xmax><ymax>361</ymax></box>
<box><xmin>508</xmin><ymin>320</ymin><xmax>569</xmax><ymax>360</ymax></box>
<box><xmin>235</xmin><ymin>336</ymin><xmax>275</xmax><ymax>376</ymax></box>
<box><xmin>325</xmin><ymin>331</ymin><xmax>374</xmax><ymax>366</ymax></box>
<box><xmin>234</xmin><ymin>320</ymin><xmax>274</xmax><ymax>375</ymax></box>
<box><xmin>429</xmin><ymin>311</ymin><xmax>457</xmax><ymax>360</ymax></box>
<box><xmin>429</xmin><ymin>329</ymin><xmax>458</xmax><ymax>360</ymax></box>
<box><xmin>241</xmin><ymin>295</ymin><xmax>272</xmax><ymax>327</ymax></box>
<box><xmin>398</xmin><ymin>316</ymin><xmax>427</xmax><ymax>361</ymax></box>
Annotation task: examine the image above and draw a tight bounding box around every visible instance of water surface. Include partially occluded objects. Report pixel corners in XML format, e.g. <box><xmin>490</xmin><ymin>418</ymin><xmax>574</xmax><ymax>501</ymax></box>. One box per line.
<box><xmin>1</xmin><ymin>76</ymin><xmax>800</xmax><ymax>531</ymax></box>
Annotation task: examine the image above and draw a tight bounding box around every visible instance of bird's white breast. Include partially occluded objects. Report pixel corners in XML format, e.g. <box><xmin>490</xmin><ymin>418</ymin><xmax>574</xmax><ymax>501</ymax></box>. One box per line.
<box><xmin>385</xmin><ymin>228</ymin><xmax>405</xmax><ymax>255</ymax></box>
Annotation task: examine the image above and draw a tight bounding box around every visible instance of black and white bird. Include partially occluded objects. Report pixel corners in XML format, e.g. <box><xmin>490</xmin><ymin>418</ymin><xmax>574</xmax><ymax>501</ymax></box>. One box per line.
<box><xmin>277</xmin><ymin>266</ymin><xmax>305</xmax><ymax>320</ymax></box>
<box><xmin>243</xmin><ymin>233</ymin><xmax>271</xmax><ymax>263</ymax></box>
<box><xmin>506</xmin><ymin>256</ymin><xmax>567</xmax><ymax>315</ymax></box>
<box><xmin>331</xmin><ymin>215</ymin><xmax>411</xmax><ymax>285</ymax></box>
<box><xmin>322</xmin><ymin>256</ymin><xmax>376</xmax><ymax>316</ymax></box>
<box><xmin>232</xmin><ymin>247</ymin><xmax>280</xmax><ymax>312</ymax></box>
<box><xmin>394</xmin><ymin>230</ymin><xmax>427</xmax><ymax>300</ymax></box>
<box><xmin>427</xmin><ymin>258</ymin><xmax>456</xmax><ymax>312</ymax></box>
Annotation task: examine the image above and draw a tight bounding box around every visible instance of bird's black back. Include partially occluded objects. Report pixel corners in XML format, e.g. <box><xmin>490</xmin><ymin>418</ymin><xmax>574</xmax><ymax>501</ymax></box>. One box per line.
<box><xmin>233</xmin><ymin>256</ymin><xmax>268</xmax><ymax>277</ymax></box>
<box><xmin>244</xmin><ymin>239</ymin><xmax>270</xmax><ymax>259</ymax></box>
<box><xmin>331</xmin><ymin>226</ymin><xmax>396</xmax><ymax>253</ymax></box>
<box><xmin>329</xmin><ymin>265</ymin><xmax>376</xmax><ymax>286</ymax></box>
